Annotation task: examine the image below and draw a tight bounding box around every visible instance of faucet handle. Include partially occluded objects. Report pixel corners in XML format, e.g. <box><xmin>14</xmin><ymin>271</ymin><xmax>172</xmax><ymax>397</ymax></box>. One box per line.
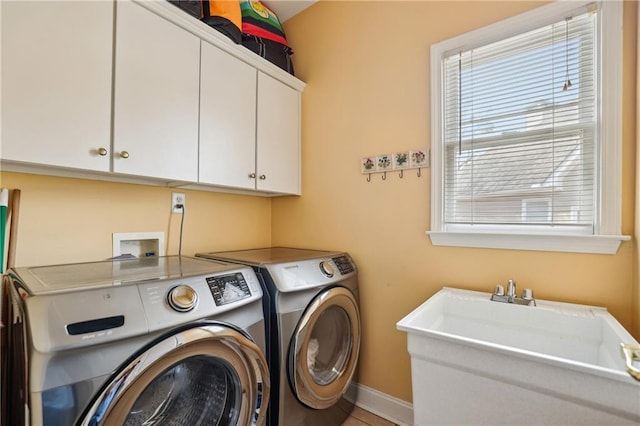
<box><xmin>522</xmin><ymin>288</ymin><xmax>534</xmax><ymax>300</ymax></box>
<box><xmin>493</xmin><ymin>284</ymin><xmax>505</xmax><ymax>296</ymax></box>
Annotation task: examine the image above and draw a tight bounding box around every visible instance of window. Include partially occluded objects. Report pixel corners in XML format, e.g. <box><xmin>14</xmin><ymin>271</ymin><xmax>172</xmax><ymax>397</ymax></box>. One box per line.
<box><xmin>522</xmin><ymin>199</ymin><xmax>551</xmax><ymax>223</ymax></box>
<box><xmin>428</xmin><ymin>1</ymin><xmax>628</xmax><ymax>254</ymax></box>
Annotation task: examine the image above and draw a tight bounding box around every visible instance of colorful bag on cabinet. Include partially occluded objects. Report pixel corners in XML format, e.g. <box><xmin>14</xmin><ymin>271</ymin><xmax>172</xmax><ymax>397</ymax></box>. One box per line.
<box><xmin>239</xmin><ymin>0</ymin><xmax>294</xmax><ymax>74</ymax></box>
<box><xmin>169</xmin><ymin>0</ymin><xmax>242</xmax><ymax>43</ymax></box>
<box><xmin>240</xmin><ymin>0</ymin><xmax>288</xmax><ymax>46</ymax></box>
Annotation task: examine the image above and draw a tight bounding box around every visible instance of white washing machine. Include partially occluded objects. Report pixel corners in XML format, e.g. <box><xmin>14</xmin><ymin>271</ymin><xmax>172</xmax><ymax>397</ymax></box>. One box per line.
<box><xmin>1</xmin><ymin>256</ymin><xmax>270</xmax><ymax>426</ymax></box>
<box><xmin>197</xmin><ymin>248</ymin><xmax>361</xmax><ymax>426</ymax></box>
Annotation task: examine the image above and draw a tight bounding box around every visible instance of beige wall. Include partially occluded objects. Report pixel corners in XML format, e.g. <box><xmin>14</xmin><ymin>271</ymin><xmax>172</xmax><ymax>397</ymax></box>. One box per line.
<box><xmin>0</xmin><ymin>172</ymin><xmax>272</xmax><ymax>266</ymax></box>
<box><xmin>278</xmin><ymin>1</ymin><xmax>638</xmax><ymax>402</ymax></box>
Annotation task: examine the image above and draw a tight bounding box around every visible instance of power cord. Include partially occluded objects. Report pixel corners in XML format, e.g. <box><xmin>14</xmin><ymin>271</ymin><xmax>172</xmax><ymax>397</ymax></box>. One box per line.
<box><xmin>176</xmin><ymin>204</ymin><xmax>185</xmax><ymax>257</ymax></box>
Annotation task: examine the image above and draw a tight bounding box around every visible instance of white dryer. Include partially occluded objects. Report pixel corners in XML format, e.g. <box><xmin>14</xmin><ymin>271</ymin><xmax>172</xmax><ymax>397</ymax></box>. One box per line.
<box><xmin>197</xmin><ymin>248</ymin><xmax>361</xmax><ymax>426</ymax></box>
<box><xmin>1</xmin><ymin>256</ymin><xmax>269</xmax><ymax>425</ymax></box>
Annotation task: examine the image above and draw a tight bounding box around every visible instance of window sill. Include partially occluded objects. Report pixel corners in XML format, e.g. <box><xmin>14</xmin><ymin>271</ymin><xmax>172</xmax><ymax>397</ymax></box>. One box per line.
<box><xmin>426</xmin><ymin>231</ymin><xmax>630</xmax><ymax>255</ymax></box>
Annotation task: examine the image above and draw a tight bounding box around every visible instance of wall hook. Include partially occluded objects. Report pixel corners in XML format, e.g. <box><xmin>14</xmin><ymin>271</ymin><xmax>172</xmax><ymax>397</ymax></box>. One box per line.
<box><xmin>367</xmin><ymin>173</ymin><xmax>371</xmax><ymax>182</ymax></box>
<box><xmin>417</xmin><ymin>168</ymin><xmax>422</xmax><ymax>177</ymax></box>
<box><xmin>399</xmin><ymin>169</ymin><xmax>404</xmax><ymax>179</ymax></box>
<box><xmin>382</xmin><ymin>172</ymin><xmax>387</xmax><ymax>181</ymax></box>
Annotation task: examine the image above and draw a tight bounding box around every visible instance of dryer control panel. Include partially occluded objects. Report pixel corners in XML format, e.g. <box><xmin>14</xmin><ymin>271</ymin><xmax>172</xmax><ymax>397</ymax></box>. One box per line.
<box><xmin>332</xmin><ymin>255</ymin><xmax>355</xmax><ymax>275</ymax></box>
<box><xmin>266</xmin><ymin>254</ymin><xmax>357</xmax><ymax>293</ymax></box>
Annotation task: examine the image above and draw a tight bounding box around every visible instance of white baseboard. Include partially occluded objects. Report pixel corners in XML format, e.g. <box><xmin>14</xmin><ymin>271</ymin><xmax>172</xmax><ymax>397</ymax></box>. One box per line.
<box><xmin>350</xmin><ymin>382</ymin><xmax>413</xmax><ymax>426</ymax></box>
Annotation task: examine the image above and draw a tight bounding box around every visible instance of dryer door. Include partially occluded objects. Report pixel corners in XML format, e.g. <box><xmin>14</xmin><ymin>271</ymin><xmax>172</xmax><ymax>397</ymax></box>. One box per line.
<box><xmin>80</xmin><ymin>323</ymin><xmax>269</xmax><ymax>426</ymax></box>
<box><xmin>288</xmin><ymin>286</ymin><xmax>361</xmax><ymax>409</ymax></box>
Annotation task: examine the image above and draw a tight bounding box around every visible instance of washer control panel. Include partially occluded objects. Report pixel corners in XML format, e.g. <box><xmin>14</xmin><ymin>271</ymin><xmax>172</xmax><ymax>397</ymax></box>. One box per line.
<box><xmin>139</xmin><ymin>267</ymin><xmax>261</xmax><ymax>332</ymax></box>
<box><xmin>206</xmin><ymin>272</ymin><xmax>251</xmax><ymax>306</ymax></box>
<box><xmin>23</xmin><ymin>263</ymin><xmax>263</xmax><ymax>351</ymax></box>
<box><xmin>167</xmin><ymin>285</ymin><xmax>198</xmax><ymax>312</ymax></box>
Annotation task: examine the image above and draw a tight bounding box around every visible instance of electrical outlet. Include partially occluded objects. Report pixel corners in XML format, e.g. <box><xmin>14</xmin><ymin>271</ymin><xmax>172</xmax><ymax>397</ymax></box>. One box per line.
<box><xmin>172</xmin><ymin>192</ymin><xmax>185</xmax><ymax>214</ymax></box>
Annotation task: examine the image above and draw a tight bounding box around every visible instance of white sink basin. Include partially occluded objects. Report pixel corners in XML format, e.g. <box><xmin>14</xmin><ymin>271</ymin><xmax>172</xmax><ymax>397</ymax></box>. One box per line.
<box><xmin>397</xmin><ymin>287</ymin><xmax>640</xmax><ymax>425</ymax></box>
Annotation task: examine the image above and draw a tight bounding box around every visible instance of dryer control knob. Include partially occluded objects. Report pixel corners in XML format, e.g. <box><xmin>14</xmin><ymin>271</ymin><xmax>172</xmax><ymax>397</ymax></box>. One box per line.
<box><xmin>319</xmin><ymin>261</ymin><xmax>335</xmax><ymax>278</ymax></box>
<box><xmin>168</xmin><ymin>285</ymin><xmax>198</xmax><ymax>312</ymax></box>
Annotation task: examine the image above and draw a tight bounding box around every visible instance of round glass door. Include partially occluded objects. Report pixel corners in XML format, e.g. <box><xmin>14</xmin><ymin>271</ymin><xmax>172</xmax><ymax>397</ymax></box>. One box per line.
<box><xmin>125</xmin><ymin>356</ymin><xmax>241</xmax><ymax>425</ymax></box>
<box><xmin>81</xmin><ymin>324</ymin><xmax>269</xmax><ymax>426</ymax></box>
<box><xmin>307</xmin><ymin>306</ymin><xmax>352</xmax><ymax>386</ymax></box>
<box><xmin>289</xmin><ymin>286</ymin><xmax>361</xmax><ymax>409</ymax></box>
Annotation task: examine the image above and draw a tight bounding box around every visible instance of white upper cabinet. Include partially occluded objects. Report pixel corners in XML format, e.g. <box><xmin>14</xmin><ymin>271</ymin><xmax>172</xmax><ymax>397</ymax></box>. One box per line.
<box><xmin>199</xmin><ymin>45</ymin><xmax>301</xmax><ymax>195</ymax></box>
<box><xmin>112</xmin><ymin>0</ymin><xmax>200</xmax><ymax>182</ymax></box>
<box><xmin>1</xmin><ymin>1</ymin><xmax>113</xmax><ymax>171</ymax></box>
<box><xmin>1</xmin><ymin>0</ymin><xmax>304</xmax><ymax>195</ymax></box>
<box><xmin>256</xmin><ymin>72</ymin><xmax>301</xmax><ymax>195</ymax></box>
<box><xmin>199</xmin><ymin>41</ymin><xmax>257</xmax><ymax>189</ymax></box>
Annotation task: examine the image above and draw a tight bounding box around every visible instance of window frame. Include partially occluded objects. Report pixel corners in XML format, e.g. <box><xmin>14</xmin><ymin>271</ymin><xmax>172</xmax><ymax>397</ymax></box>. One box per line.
<box><xmin>428</xmin><ymin>0</ymin><xmax>628</xmax><ymax>254</ymax></box>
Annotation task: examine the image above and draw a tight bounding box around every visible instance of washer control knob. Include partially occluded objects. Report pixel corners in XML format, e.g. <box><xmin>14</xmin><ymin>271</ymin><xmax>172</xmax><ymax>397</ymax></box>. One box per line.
<box><xmin>319</xmin><ymin>261</ymin><xmax>334</xmax><ymax>278</ymax></box>
<box><xmin>168</xmin><ymin>285</ymin><xmax>198</xmax><ymax>312</ymax></box>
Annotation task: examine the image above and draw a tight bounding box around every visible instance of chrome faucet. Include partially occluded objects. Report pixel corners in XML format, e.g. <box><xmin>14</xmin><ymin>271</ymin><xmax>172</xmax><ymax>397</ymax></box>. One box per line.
<box><xmin>490</xmin><ymin>279</ymin><xmax>536</xmax><ymax>306</ymax></box>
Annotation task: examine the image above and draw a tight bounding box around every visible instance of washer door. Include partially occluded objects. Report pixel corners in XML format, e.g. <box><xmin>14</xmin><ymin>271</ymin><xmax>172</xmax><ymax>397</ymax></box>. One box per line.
<box><xmin>80</xmin><ymin>323</ymin><xmax>269</xmax><ymax>426</ymax></box>
<box><xmin>288</xmin><ymin>286</ymin><xmax>361</xmax><ymax>409</ymax></box>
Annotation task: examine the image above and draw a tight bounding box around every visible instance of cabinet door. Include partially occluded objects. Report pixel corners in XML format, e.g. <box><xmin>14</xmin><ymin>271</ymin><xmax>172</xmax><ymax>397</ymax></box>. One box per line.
<box><xmin>256</xmin><ymin>73</ymin><xmax>301</xmax><ymax>194</ymax></box>
<box><xmin>1</xmin><ymin>1</ymin><xmax>112</xmax><ymax>171</ymax></box>
<box><xmin>199</xmin><ymin>42</ymin><xmax>257</xmax><ymax>189</ymax></box>
<box><xmin>113</xmin><ymin>1</ymin><xmax>199</xmax><ymax>181</ymax></box>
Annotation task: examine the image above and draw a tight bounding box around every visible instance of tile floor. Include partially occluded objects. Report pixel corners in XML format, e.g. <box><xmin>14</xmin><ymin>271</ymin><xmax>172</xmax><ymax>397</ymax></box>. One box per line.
<box><xmin>341</xmin><ymin>406</ymin><xmax>398</xmax><ymax>426</ymax></box>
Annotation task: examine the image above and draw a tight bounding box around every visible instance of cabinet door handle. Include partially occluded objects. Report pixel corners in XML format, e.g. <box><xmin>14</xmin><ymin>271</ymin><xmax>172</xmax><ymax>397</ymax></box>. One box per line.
<box><xmin>97</xmin><ymin>147</ymin><xmax>108</xmax><ymax>156</ymax></box>
<box><xmin>259</xmin><ymin>174</ymin><xmax>266</xmax><ymax>180</ymax></box>
<box><xmin>119</xmin><ymin>151</ymin><xmax>130</xmax><ymax>159</ymax></box>
<box><xmin>249</xmin><ymin>173</ymin><xmax>256</xmax><ymax>179</ymax></box>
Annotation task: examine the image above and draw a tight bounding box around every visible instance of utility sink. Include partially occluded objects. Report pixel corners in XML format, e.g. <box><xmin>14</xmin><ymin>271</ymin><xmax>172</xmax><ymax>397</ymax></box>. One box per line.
<box><xmin>397</xmin><ymin>287</ymin><xmax>640</xmax><ymax>425</ymax></box>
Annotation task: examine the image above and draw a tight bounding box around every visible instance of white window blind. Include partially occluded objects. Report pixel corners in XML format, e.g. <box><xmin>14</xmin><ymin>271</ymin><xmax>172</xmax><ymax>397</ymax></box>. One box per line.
<box><xmin>442</xmin><ymin>10</ymin><xmax>596</xmax><ymax>234</ymax></box>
